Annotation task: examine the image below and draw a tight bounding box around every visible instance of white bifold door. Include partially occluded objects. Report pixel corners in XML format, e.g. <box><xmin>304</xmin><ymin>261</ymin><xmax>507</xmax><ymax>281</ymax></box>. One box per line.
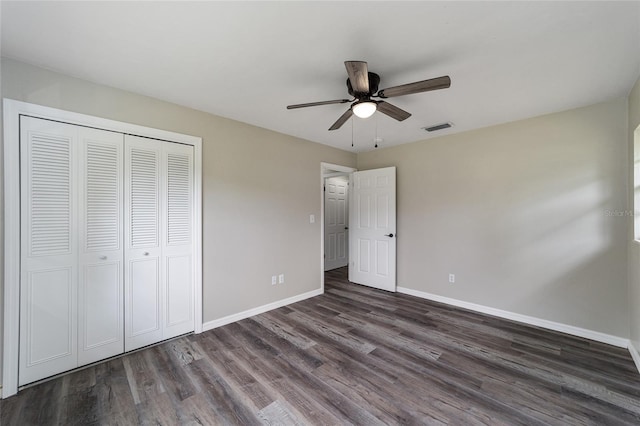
<box><xmin>349</xmin><ymin>167</ymin><xmax>397</xmax><ymax>292</ymax></box>
<box><xmin>19</xmin><ymin>117</ymin><xmax>194</xmax><ymax>386</ymax></box>
<box><xmin>20</xmin><ymin>117</ymin><xmax>124</xmax><ymax>384</ymax></box>
<box><xmin>125</xmin><ymin>135</ymin><xmax>194</xmax><ymax>352</ymax></box>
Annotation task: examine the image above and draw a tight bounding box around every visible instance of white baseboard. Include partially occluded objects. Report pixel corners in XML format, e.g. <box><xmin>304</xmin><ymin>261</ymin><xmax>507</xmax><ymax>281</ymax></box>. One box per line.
<box><xmin>202</xmin><ymin>288</ymin><xmax>323</xmax><ymax>332</ymax></box>
<box><xmin>628</xmin><ymin>341</ymin><xmax>640</xmax><ymax>374</ymax></box>
<box><xmin>397</xmin><ymin>286</ymin><xmax>629</xmax><ymax>348</ymax></box>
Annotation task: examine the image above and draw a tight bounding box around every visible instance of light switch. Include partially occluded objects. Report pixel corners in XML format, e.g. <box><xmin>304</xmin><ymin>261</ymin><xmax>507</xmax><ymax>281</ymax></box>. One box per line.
<box><xmin>309</xmin><ymin>214</ymin><xmax>315</xmax><ymax>223</ymax></box>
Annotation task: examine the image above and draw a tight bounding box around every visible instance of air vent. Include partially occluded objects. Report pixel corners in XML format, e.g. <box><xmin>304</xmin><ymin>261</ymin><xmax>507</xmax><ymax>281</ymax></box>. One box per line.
<box><xmin>423</xmin><ymin>122</ymin><xmax>453</xmax><ymax>132</ymax></box>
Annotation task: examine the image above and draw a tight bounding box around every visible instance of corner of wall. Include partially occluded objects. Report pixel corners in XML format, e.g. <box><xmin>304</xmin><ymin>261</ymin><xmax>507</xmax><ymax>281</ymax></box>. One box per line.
<box><xmin>628</xmin><ymin>72</ymin><xmax>640</xmax><ymax>354</ymax></box>
<box><xmin>0</xmin><ymin>58</ymin><xmax>5</xmax><ymax>386</ymax></box>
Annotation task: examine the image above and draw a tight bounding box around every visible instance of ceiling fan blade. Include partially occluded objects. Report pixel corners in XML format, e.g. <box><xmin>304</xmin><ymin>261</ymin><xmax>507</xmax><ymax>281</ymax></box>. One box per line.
<box><xmin>376</xmin><ymin>101</ymin><xmax>411</xmax><ymax>121</ymax></box>
<box><xmin>329</xmin><ymin>108</ymin><xmax>353</xmax><ymax>131</ymax></box>
<box><xmin>287</xmin><ymin>99</ymin><xmax>352</xmax><ymax>109</ymax></box>
<box><xmin>345</xmin><ymin>61</ymin><xmax>369</xmax><ymax>94</ymax></box>
<box><xmin>377</xmin><ymin>76</ymin><xmax>451</xmax><ymax>98</ymax></box>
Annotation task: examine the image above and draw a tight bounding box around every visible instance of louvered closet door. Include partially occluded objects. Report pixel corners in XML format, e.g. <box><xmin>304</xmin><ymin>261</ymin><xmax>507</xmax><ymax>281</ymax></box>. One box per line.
<box><xmin>124</xmin><ymin>135</ymin><xmax>195</xmax><ymax>351</ymax></box>
<box><xmin>78</xmin><ymin>128</ymin><xmax>124</xmax><ymax>366</ymax></box>
<box><xmin>163</xmin><ymin>142</ymin><xmax>195</xmax><ymax>339</ymax></box>
<box><xmin>19</xmin><ymin>117</ymin><xmax>195</xmax><ymax>384</ymax></box>
<box><xmin>19</xmin><ymin>117</ymin><xmax>125</xmax><ymax>385</ymax></box>
<box><xmin>125</xmin><ymin>136</ymin><xmax>164</xmax><ymax>351</ymax></box>
<box><xmin>19</xmin><ymin>116</ymin><xmax>79</xmax><ymax>385</ymax></box>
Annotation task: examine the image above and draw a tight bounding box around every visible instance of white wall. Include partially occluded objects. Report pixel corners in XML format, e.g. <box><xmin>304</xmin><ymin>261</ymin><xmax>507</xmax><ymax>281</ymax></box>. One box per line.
<box><xmin>358</xmin><ymin>99</ymin><xmax>630</xmax><ymax>338</ymax></box>
<box><xmin>0</xmin><ymin>58</ymin><xmax>356</xmax><ymax>384</ymax></box>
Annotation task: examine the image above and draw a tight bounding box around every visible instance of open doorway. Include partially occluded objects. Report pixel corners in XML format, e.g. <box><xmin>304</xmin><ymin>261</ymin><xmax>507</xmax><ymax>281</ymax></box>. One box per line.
<box><xmin>320</xmin><ymin>162</ymin><xmax>356</xmax><ymax>291</ymax></box>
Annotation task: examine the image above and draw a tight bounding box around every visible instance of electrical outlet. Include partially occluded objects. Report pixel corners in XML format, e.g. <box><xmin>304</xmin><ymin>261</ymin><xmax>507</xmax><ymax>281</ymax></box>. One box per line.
<box><xmin>279</xmin><ymin>274</ymin><xmax>285</xmax><ymax>284</ymax></box>
<box><xmin>272</xmin><ymin>275</ymin><xmax>277</xmax><ymax>285</ymax></box>
<box><xmin>449</xmin><ymin>274</ymin><xmax>455</xmax><ymax>283</ymax></box>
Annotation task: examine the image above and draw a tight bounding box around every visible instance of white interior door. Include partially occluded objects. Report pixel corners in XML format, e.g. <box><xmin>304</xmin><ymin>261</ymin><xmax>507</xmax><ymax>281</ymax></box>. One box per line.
<box><xmin>78</xmin><ymin>128</ymin><xmax>124</xmax><ymax>366</ymax></box>
<box><xmin>324</xmin><ymin>176</ymin><xmax>349</xmax><ymax>271</ymax></box>
<box><xmin>19</xmin><ymin>116</ymin><xmax>79</xmax><ymax>385</ymax></box>
<box><xmin>349</xmin><ymin>167</ymin><xmax>396</xmax><ymax>292</ymax></box>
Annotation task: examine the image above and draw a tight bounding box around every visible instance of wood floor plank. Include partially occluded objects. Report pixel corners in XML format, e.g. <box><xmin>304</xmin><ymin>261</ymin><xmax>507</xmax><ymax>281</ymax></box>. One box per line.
<box><xmin>312</xmin><ymin>362</ymin><xmax>423</xmax><ymax>425</ymax></box>
<box><xmin>3</xmin><ymin>266</ymin><xmax>640</xmax><ymax>425</ymax></box>
<box><xmin>250</xmin><ymin>314</ymin><xmax>317</xmax><ymax>350</ymax></box>
<box><xmin>122</xmin><ymin>350</ymin><xmax>166</xmax><ymax>405</ymax></box>
<box><xmin>150</xmin><ymin>345</ymin><xmax>198</xmax><ymax>402</ymax></box>
<box><xmin>207</xmin><ymin>322</ymin><xmax>341</xmax><ymax>424</ymax></box>
<box><xmin>286</xmin><ymin>309</ymin><xmax>376</xmax><ymax>354</ymax></box>
<box><xmin>91</xmin><ymin>359</ymin><xmax>138</xmax><ymax>424</ymax></box>
<box><xmin>257</xmin><ymin>400</ymin><xmax>304</xmax><ymax>426</ymax></box>
<box><xmin>17</xmin><ymin>380</ymin><xmax>63</xmax><ymax>425</ymax></box>
<box><xmin>134</xmin><ymin>390</ymin><xmax>181</xmax><ymax>426</ymax></box>
<box><xmin>240</xmin><ymin>318</ymin><xmax>324</xmax><ymax>371</ymax></box>
<box><xmin>187</xmin><ymin>357</ymin><xmax>262</xmax><ymax>425</ymax></box>
<box><xmin>218</xmin><ymin>344</ymin><xmax>346</xmax><ymax>424</ymax></box>
<box><xmin>197</xmin><ymin>345</ymin><xmax>274</xmax><ymax>410</ymax></box>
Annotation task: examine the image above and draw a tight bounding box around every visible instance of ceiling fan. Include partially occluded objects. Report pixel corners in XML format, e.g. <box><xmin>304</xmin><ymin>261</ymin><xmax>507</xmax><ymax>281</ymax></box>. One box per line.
<box><xmin>287</xmin><ymin>61</ymin><xmax>451</xmax><ymax>131</ymax></box>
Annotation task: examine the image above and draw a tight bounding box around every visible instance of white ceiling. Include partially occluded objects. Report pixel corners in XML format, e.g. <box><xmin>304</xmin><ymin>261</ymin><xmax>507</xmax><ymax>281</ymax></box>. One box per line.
<box><xmin>2</xmin><ymin>1</ymin><xmax>639</xmax><ymax>152</ymax></box>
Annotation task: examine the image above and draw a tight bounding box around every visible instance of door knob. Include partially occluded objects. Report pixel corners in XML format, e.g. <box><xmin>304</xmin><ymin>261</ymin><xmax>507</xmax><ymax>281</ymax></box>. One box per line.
<box><xmin>385</xmin><ymin>233</ymin><xmax>394</xmax><ymax>238</ymax></box>
<box><xmin>345</xmin><ymin>226</ymin><xmax>349</xmax><ymax>230</ymax></box>
<box><xmin>143</xmin><ymin>252</ymin><xmax>149</xmax><ymax>256</ymax></box>
<box><xmin>99</xmin><ymin>256</ymin><xmax>107</xmax><ymax>260</ymax></box>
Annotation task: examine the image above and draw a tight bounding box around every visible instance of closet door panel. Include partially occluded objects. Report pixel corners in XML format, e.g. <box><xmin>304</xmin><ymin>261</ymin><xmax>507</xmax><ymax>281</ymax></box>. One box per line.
<box><xmin>128</xmin><ymin>258</ymin><xmax>160</xmax><ymax>339</ymax></box>
<box><xmin>80</xmin><ymin>262</ymin><xmax>121</xmax><ymax>354</ymax></box>
<box><xmin>163</xmin><ymin>144</ymin><xmax>195</xmax><ymax>338</ymax></box>
<box><xmin>21</xmin><ymin>267</ymin><xmax>76</xmax><ymax>384</ymax></box>
<box><xmin>78</xmin><ymin>129</ymin><xmax>124</xmax><ymax>366</ymax></box>
<box><xmin>124</xmin><ymin>135</ymin><xmax>163</xmax><ymax>351</ymax></box>
<box><xmin>19</xmin><ymin>116</ymin><xmax>78</xmax><ymax>385</ymax></box>
<box><xmin>165</xmin><ymin>254</ymin><xmax>192</xmax><ymax>331</ymax></box>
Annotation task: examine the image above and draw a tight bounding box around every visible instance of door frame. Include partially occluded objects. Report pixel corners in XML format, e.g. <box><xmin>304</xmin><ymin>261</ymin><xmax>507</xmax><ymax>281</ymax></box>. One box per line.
<box><xmin>320</xmin><ymin>162</ymin><xmax>356</xmax><ymax>292</ymax></box>
<box><xmin>2</xmin><ymin>99</ymin><xmax>203</xmax><ymax>398</ymax></box>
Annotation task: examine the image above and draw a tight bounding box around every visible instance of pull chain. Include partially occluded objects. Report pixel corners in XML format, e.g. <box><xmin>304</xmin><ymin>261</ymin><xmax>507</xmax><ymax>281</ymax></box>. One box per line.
<box><xmin>351</xmin><ymin>117</ymin><xmax>354</xmax><ymax>148</ymax></box>
<box><xmin>374</xmin><ymin>114</ymin><xmax>378</xmax><ymax>148</ymax></box>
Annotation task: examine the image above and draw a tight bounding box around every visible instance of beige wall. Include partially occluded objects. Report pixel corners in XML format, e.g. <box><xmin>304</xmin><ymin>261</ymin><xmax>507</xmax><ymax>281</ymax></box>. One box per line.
<box><xmin>0</xmin><ymin>58</ymin><xmax>356</xmax><ymax>382</ymax></box>
<box><xmin>628</xmin><ymin>75</ymin><xmax>640</xmax><ymax>350</ymax></box>
<box><xmin>358</xmin><ymin>99</ymin><xmax>629</xmax><ymax>337</ymax></box>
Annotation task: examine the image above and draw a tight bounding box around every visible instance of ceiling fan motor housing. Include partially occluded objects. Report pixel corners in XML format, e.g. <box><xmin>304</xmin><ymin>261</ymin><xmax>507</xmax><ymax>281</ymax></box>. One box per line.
<box><xmin>347</xmin><ymin>72</ymin><xmax>380</xmax><ymax>98</ymax></box>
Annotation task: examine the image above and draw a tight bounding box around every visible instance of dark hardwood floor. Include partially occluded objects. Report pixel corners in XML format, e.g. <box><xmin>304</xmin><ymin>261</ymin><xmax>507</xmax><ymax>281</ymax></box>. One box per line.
<box><xmin>2</xmin><ymin>267</ymin><xmax>640</xmax><ymax>425</ymax></box>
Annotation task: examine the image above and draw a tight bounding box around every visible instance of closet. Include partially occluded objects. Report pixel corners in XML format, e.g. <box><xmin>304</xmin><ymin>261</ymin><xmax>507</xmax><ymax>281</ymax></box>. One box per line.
<box><xmin>18</xmin><ymin>116</ymin><xmax>196</xmax><ymax>386</ymax></box>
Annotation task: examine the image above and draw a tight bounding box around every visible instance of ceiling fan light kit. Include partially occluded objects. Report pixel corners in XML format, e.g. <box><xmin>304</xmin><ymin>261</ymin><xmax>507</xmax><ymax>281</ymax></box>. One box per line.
<box><xmin>287</xmin><ymin>60</ymin><xmax>451</xmax><ymax>131</ymax></box>
<box><xmin>352</xmin><ymin>101</ymin><xmax>377</xmax><ymax>118</ymax></box>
